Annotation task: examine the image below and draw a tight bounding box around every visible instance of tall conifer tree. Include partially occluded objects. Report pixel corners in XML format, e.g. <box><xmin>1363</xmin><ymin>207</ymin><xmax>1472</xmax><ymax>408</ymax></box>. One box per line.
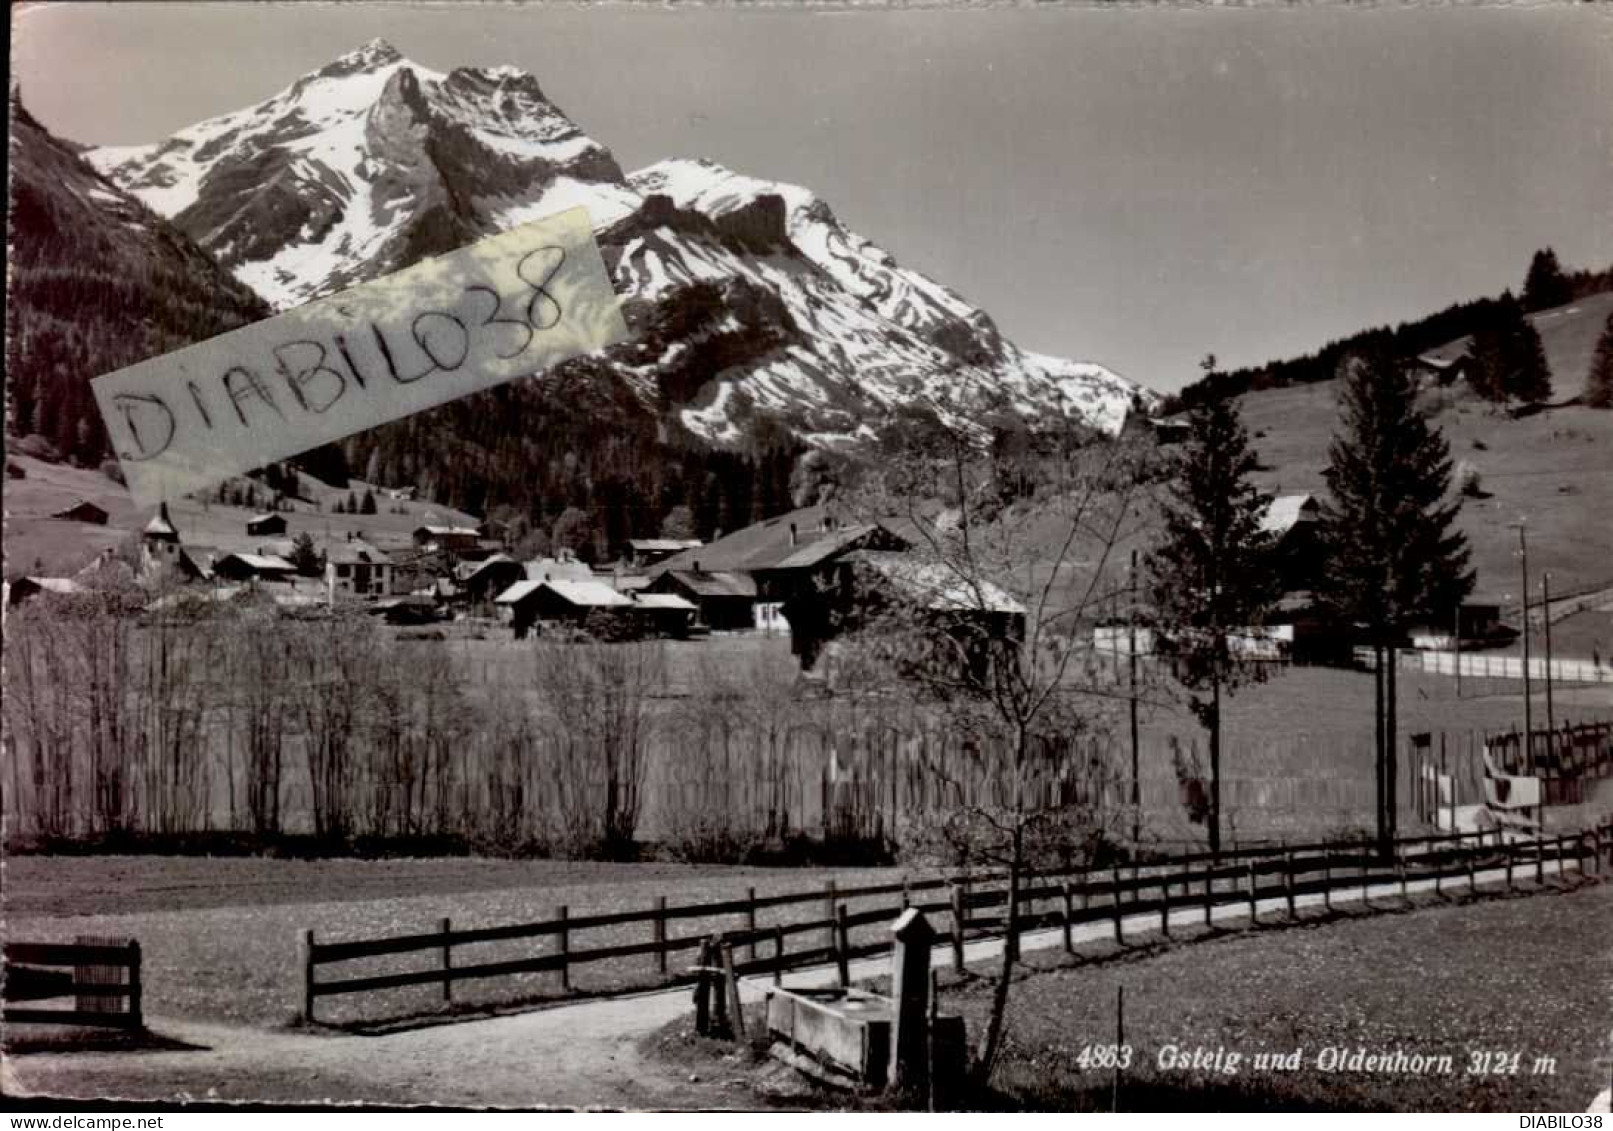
<box><xmin>1318</xmin><ymin>348</ymin><xmax>1474</xmax><ymax>850</ymax></box>
<box><xmin>1147</xmin><ymin>390</ymin><xmax>1282</xmax><ymax>855</ymax></box>
<box><xmin>1584</xmin><ymin>310</ymin><xmax>1613</xmax><ymax>409</ymax></box>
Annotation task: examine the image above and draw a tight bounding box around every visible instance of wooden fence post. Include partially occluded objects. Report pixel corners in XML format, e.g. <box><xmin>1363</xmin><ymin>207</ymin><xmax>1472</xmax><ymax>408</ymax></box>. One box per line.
<box><xmin>301</xmin><ymin>928</ymin><xmax>316</xmax><ymax>1024</ymax></box>
<box><xmin>1246</xmin><ymin>861</ymin><xmax>1257</xmax><ymax>926</ymax></box>
<box><xmin>127</xmin><ymin>941</ymin><xmax>143</xmax><ymax>1031</ymax></box>
<box><xmin>745</xmin><ymin>887</ymin><xmax>758</xmax><ymax>964</ymax></box>
<box><xmin>556</xmin><ymin>904</ymin><xmax>570</xmax><ymax>992</ymax></box>
<box><xmin>949</xmin><ymin>882</ymin><xmax>965</xmax><ymax>973</ymax></box>
<box><xmin>1506</xmin><ymin>841</ymin><xmax>1515</xmax><ymax>891</ymax></box>
<box><xmin>774</xmin><ymin>926</ymin><xmax>786</xmax><ymax>985</ymax></box>
<box><xmin>440</xmin><ymin>917</ymin><xmax>453</xmax><ymax>1004</ymax></box>
<box><xmin>902</xmin><ymin>875</ymin><xmax>912</xmax><ymax>909</ymax></box>
<box><xmin>835</xmin><ymin>903</ymin><xmax>851</xmax><ymax>987</ymax></box>
<box><xmin>721</xmin><ymin>941</ymin><xmax>746</xmax><ymax>1041</ymax></box>
<box><xmin>824</xmin><ymin>880</ymin><xmax>838</xmax><ymax>952</ymax></box>
<box><xmin>1061</xmin><ymin>881</ymin><xmax>1075</xmax><ymax>954</ymax></box>
<box><xmin>1535</xmin><ymin>836</ymin><xmax>1545</xmax><ymax>885</ymax></box>
<box><xmin>692</xmin><ymin>937</ymin><xmax>711</xmax><ymax>1035</ymax></box>
<box><xmin>1466</xmin><ymin>844</ymin><xmax>1477</xmax><ymax>894</ymax></box>
<box><xmin>1202</xmin><ymin>863</ymin><xmax>1213</xmax><ymax>928</ymax></box>
<box><xmin>1556</xmin><ymin>835</ymin><xmax>1567</xmax><ymax>880</ymax></box>
<box><xmin>710</xmin><ymin>936</ymin><xmax>731</xmax><ymax>1037</ymax></box>
<box><xmin>654</xmin><ymin>896</ymin><xmax>668</xmax><ymax>977</ymax></box>
<box><xmin>1284</xmin><ymin>851</ymin><xmax>1296</xmax><ymax>921</ymax></box>
<box><xmin>1111</xmin><ymin>866</ymin><xmax>1124</xmax><ymax>943</ymax></box>
<box><xmin>1397</xmin><ymin>858</ymin><xmax>1407</xmax><ymax>902</ymax></box>
<box><xmin>1322</xmin><ymin>856</ymin><xmax>1332</xmax><ymax>912</ymax></box>
<box><xmin>1360</xmin><ymin>842</ymin><xmax>1369</xmax><ymax>907</ymax></box>
<box><xmin>1161</xmin><ymin>870</ymin><xmax>1171</xmax><ymax>937</ymax></box>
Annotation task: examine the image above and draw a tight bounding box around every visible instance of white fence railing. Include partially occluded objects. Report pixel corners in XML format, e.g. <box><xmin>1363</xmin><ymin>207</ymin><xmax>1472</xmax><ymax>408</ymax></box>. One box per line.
<box><xmin>1356</xmin><ymin>647</ymin><xmax>1613</xmax><ymax>685</ymax></box>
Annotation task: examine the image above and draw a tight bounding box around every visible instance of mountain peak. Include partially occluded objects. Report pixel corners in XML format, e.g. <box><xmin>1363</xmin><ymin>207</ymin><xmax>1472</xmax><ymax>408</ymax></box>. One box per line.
<box><xmin>317</xmin><ymin>38</ymin><xmax>407</xmax><ymax>78</ymax></box>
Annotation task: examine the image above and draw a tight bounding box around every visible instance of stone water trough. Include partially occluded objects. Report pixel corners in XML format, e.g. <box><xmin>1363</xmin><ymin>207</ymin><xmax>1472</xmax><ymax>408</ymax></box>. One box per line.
<box><xmin>765</xmin><ymin>986</ymin><xmax>893</xmax><ymax>1087</ymax></box>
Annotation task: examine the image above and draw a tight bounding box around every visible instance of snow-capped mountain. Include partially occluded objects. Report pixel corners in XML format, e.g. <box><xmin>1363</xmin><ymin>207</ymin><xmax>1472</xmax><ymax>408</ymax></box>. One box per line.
<box><xmin>89</xmin><ymin>40</ymin><xmax>1154</xmax><ymax>444</ymax></box>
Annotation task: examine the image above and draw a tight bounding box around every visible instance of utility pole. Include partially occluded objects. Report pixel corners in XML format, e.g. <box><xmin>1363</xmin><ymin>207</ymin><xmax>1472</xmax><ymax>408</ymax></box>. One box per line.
<box><xmin>1542</xmin><ymin>572</ymin><xmax>1555</xmax><ymax>743</ymax></box>
<box><xmin>1453</xmin><ymin>603</ymin><xmax>1462</xmax><ymax>700</ymax></box>
<box><xmin>1129</xmin><ymin>550</ymin><xmax>1140</xmax><ymax>845</ymax></box>
<box><xmin>1512</xmin><ymin>521</ymin><xmax>1532</xmax><ymax>771</ymax></box>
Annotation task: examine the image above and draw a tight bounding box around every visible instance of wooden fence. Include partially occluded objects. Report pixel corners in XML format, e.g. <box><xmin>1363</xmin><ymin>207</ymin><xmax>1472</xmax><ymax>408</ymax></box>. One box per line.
<box><xmin>1411</xmin><ymin>720</ymin><xmax>1613</xmax><ymax>821</ymax></box>
<box><xmin>300</xmin><ymin>822</ymin><xmax>1611</xmax><ymax>1022</ymax></box>
<box><xmin>3</xmin><ymin>937</ymin><xmax>143</xmax><ymax>1029</ymax></box>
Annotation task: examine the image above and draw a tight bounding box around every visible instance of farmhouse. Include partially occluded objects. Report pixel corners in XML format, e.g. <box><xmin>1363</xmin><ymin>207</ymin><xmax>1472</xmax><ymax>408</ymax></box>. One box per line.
<box><xmin>630</xmin><ymin>592</ymin><xmax>698</xmax><ymax>637</ymax></box>
<box><xmin>211</xmin><ymin>552</ymin><xmax>297</xmax><ymax>584</ymax></box>
<box><xmin>1409</xmin><ymin>597</ymin><xmax>1508</xmax><ymax>650</ymax></box>
<box><xmin>797</xmin><ymin>550</ymin><xmax>1028</xmax><ymax>676</ymax></box>
<box><xmin>460</xmin><ymin>553</ymin><xmax>526</xmax><ymax>606</ymax></box>
<box><xmin>325</xmin><ymin>538</ymin><xmax>393</xmax><ymax>598</ymax></box>
<box><xmin>495</xmin><ymin>578</ymin><xmax>634</xmax><ymax>638</ymax></box>
<box><xmin>368</xmin><ymin>593</ymin><xmax>440</xmax><ymax>625</ymax></box>
<box><xmin>1261</xmin><ymin>493</ymin><xmax>1323</xmax><ymax>594</ymax></box>
<box><xmin>645</xmin><ymin>569</ymin><xmax>757</xmax><ymax>631</ymax></box>
<box><xmin>411</xmin><ymin>524</ymin><xmax>481</xmax><ymax>553</ymax></box>
<box><xmin>246</xmin><ymin>512</ymin><xmax>288</xmax><ymax>536</ymax></box>
<box><xmin>50</xmin><ymin>499</ymin><xmax>109</xmax><ymax>525</ymax></box>
<box><xmin>1407</xmin><ymin>352</ymin><xmax>1471</xmax><ymax>387</ymax></box>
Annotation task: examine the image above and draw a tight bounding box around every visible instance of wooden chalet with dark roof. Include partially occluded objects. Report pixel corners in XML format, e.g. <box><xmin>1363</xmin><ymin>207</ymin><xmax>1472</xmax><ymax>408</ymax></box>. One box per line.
<box><xmin>648</xmin><ymin>503</ymin><xmax>911</xmax><ymax>662</ymax></box>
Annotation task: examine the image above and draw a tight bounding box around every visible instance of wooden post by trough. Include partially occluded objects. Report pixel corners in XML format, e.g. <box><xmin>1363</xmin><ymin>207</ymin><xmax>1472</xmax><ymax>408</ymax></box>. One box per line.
<box><xmin>1112</xmin><ymin>866</ymin><xmax>1124</xmax><ymax>943</ymax></box>
<box><xmin>1061</xmin><ymin>881</ymin><xmax>1074</xmax><ymax>954</ymax></box>
<box><xmin>949</xmin><ymin>883</ymin><xmax>965</xmax><ymax>973</ymax></box>
<box><xmin>439</xmin><ymin>917</ymin><xmax>453</xmax><ymax>1004</ymax></box>
<box><xmin>888</xmin><ymin>908</ymin><xmax>935</xmax><ymax>1098</ymax></box>
<box><xmin>301</xmin><ymin>928</ymin><xmax>316</xmax><ymax>1024</ymax></box>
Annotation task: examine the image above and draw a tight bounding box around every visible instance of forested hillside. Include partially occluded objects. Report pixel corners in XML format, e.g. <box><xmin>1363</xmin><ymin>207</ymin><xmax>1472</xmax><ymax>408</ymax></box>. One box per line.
<box><xmin>5</xmin><ymin>100</ymin><xmax>273</xmax><ymax>467</ymax></box>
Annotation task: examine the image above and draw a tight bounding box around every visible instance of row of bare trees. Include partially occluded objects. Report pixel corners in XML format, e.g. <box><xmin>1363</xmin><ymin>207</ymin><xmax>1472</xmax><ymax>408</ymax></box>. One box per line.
<box><xmin>3</xmin><ymin>575</ymin><xmax>1146</xmax><ymax>861</ymax></box>
<box><xmin>1</xmin><ymin>582</ymin><xmax>662</xmax><ymax>855</ymax></box>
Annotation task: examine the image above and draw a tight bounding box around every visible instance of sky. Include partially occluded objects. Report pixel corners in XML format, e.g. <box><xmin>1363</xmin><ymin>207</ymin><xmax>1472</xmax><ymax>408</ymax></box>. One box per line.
<box><xmin>11</xmin><ymin>1</ymin><xmax>1613</xmax><ymax>394</ymax></box>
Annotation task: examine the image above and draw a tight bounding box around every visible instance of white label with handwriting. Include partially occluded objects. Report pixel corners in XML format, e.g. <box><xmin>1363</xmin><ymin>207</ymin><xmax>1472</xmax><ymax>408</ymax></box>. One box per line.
<box><xmin>93</xmin><ymin>207</ymin><xmax>628</xmax><ymax>506</ymax></box>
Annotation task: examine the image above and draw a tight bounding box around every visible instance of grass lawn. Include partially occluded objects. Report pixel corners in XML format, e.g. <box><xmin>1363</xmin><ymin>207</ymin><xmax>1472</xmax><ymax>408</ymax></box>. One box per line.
<box><xmin>1</xmin><ymin>855</ymin><xmax>909</xmax><ymax>1029</ymax></box>
<box><xmin>4</xmin><ymin>453</ymin><xmax>479</xmax><ymax>577</ymax></box>
<box><xmin>1236</xmin><ymin>377</ymin><xmax>1613</xmax><ymax>604</ymax></box>
<box><xmin>648</xmin><ymin>879</ymin><xmax>1612</xmax><ymax>1112</ymax></box>
<box><xmin>961</xmin><ymin>881</ymin><xmax>1613</xmax><ymax>1111</ymax></box>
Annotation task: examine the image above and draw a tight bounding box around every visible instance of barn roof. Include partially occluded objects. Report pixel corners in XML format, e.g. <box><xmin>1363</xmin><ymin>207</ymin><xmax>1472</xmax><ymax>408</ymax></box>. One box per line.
<box><xmin>847</xmin><ymin>551</ymin><xmax>1026</xmax><ymax>615</ymax></box>
<box><xmin>651</xmin><ymin>504</ymin><xmax>915</xmax><ymax>578</ymax></box>
<box><xmin>326</xmin><ymin>539</ymin><xmax>391</xmax><ymax>565</ymax></box>
<box><xmin>661</xmin><ymin>569</ymin><xmax>757</xmax><ymax>598</ymax></box>
<box><xmin>19</xmin><ymin>576</ymin><xmax>82</xmax><ymax>596</ymax></box>
<box><xmin>632</xmin><ymin>593</ymin><xmax>697</xmax><ymax>612</ymax></box>
<box><xmin>495</xmin><ymin>579</ymin><xmax>633</xmax><ymax>609</ymax></box>
<box><xmin>542</xmin><ymin>579</ymin><xmax>635</xmax><ymax>608</ymax></box>
<box><xmin>629</xmin><ymin>538</ymin><xmax>703</xmax><ymax>553</ymax></box>
<box><xmin>51</xmin><ymin>499</ymin><xmax>108</xmax><ymax>521</ymax></box>
<box><xmin>219</xmin><ymin>552</ymin><xmax>296</xmax><ymax>573</ymax></box>
<box><xmin>1260</xmin><ymin>494</ymin><xmax>1318</xmax><ymax>537</ymax></box>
